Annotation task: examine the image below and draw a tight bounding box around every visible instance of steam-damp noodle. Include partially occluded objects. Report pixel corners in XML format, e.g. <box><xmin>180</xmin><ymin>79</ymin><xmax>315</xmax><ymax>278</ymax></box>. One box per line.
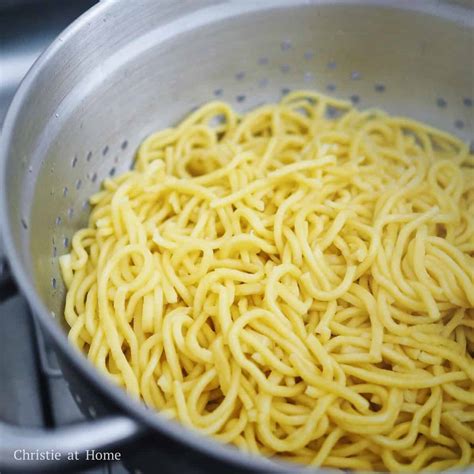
<box><xmin>60</xmin><ymin>91</ymin><xmax>474</xmax><ymax>472</ymax></box>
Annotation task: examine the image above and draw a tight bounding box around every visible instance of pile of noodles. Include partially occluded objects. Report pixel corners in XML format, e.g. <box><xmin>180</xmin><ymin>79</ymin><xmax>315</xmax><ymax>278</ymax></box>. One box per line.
<box><xmin>61</xmin><ymin>91</ymin><xmax>474</xmax><ymax>472</ymax></box>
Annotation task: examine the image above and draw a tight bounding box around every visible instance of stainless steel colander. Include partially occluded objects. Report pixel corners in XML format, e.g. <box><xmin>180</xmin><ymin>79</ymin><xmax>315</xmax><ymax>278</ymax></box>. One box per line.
<box><xmin>0</xmin><ymin>1</ymin><xmax>473</xmax><ymax>472</ymax></box>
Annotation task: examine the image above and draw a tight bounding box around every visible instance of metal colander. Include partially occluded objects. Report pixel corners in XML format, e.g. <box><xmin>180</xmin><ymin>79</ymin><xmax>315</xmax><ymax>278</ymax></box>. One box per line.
<box><xmin>0</xmin><ymin>1</ymin><xmax>473</xmax><ymax>473</ymax></box>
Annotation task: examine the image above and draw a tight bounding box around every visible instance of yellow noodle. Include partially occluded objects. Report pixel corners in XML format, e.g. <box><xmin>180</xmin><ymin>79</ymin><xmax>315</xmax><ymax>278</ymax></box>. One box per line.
<box><xmin>61</xmin><ymin>91</ymin><xmax>474</xmax><ymax>472</ymax></box>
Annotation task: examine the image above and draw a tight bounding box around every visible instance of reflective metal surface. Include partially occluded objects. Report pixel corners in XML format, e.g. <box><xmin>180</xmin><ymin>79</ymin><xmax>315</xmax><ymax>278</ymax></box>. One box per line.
<box><xmin>0</xmin><ymin>0</ymin><xmax>97</xmax><ymax>285</ymax></box>
<box><xmin>0</xmin><ymin>0</ymin><xmax>473</xmax><ymax>472</ymax></box>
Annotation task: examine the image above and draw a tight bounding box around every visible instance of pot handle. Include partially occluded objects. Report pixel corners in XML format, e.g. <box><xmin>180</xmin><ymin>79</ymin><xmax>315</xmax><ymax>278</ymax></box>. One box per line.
<box><xmin>0</xmin><ymin>415</ymin><xmax>144</xmax><ymax>472</ymax></box>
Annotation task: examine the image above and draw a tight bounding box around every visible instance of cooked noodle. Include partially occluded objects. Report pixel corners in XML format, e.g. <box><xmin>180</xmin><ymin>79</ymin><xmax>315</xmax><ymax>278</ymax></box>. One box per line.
<box><xmin>60</xmin><ymin>91</ymin><xmax>474</xmax><ymax>472</ymax></box>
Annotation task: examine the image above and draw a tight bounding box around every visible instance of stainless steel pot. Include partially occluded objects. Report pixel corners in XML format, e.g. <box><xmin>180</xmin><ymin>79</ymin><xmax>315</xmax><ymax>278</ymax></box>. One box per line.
<box><xmin>0</xmin><ymin>1</ymin><xmax>472</xmax><ymax>472</ymax></box>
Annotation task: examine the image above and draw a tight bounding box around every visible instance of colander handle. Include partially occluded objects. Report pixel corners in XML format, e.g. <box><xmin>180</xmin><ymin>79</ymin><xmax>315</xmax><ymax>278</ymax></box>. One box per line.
<box><xmin>0</xmin><ymin>415</ymin><xmax>143</xmax><ymax>471</ymax></box>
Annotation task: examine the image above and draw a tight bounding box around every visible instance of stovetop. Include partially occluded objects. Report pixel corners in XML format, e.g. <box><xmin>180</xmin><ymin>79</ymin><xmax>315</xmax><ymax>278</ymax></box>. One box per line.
<box><xmin>0</xmin><ymin>1</ymin><xmax>127</xmax><ymax>472</ymax></box>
